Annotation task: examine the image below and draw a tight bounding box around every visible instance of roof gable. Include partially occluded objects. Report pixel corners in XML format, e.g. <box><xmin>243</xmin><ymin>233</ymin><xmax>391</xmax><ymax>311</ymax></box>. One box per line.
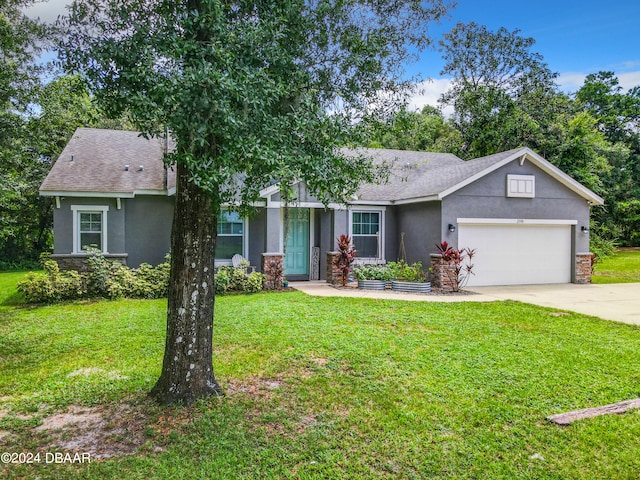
<box><xmin>437</xmin><ymin>147</ymin><xmax>604</xmax><ymax>205</ymax></box>
<box><xmin>354</xmin><ymin>147</ymin><xmax>604</xmax><ymax>206</ymax></box>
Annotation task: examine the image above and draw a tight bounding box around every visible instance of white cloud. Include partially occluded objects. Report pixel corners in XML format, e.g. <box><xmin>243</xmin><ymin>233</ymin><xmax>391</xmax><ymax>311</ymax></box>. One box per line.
<box><xmin>406</xmin><ymin>78</ymin><xmax>454</xmax><ymax>116</ymax></box>
<box><xmin>556</xmin><ymin>72</ymin><xmax>587</xmax><ymax>93</ymax></box>
<box><xmin>23</xmin><ymin>0</ymin><xmax>70</xmax><ymax>24</ymax></box>
<box><xmin>557</xmin><ymin>70</ymin><xmax>640</xmax><ymax>93</ymax></box>
<box><xmin>411</xmin><ymin>70</ymin><xmax>640</xmax><ymax>110</ymax></box>
<box><xmin>618</xmin><ymin>71</ymin><xmax>640</xmax><ymax>90</ymax></box>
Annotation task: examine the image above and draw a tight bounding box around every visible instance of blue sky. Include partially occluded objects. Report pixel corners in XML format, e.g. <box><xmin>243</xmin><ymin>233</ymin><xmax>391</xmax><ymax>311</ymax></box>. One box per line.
<box><xmin>414</xmin><ymin>0</ymin><xmax>640</xmax><ymax>79</ymax></box>
<box><xmin>26</xmin><ymin>0</ymin><xmax>640</xmax><ymax>110</ymax></box>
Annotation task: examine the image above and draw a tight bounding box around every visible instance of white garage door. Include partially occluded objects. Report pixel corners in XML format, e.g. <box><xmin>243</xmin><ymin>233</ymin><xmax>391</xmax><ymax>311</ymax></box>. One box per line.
<box><xmin>457</xmin><ymin>221</ymin><xmax>573</xmax><ymax>287</ymax></box>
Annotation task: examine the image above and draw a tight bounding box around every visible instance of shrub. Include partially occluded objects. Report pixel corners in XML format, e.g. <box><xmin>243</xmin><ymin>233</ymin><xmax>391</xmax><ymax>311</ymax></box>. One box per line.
<box><xmin>133</xmin><ymin>262</ymin><xmax>170</xmax><ymax>299</ymax></box>
<box><xmin>17</xmin><ymin>260</ymin><xmax>84</xmax><ymax>303</ymax></box>
<box><xmin>105</xmin><ymin>265</ymin><xmax>137</xmax><ymax>299</ymax></box>
<box><xmin>85</xmin><ymin>248</ymin><xmax>120</xmax><ymax>297</ymax></box>
<box><xmin>85</xmin><ymin>250</ymin><xmax>170</xmax><ymax>299</ymax></box>
<box><xmin>215</xmin><ymin>265</ymin><xmax>266</xmax><ymax>294</ymax></box>
<box><xmin>245</xmin><ymin>271</ymin><xmax>266</xmax><ymax>293</ymax></box>
<box><xmin>589</xmin><ymin>225</ymin><xmax>616</xmax><ymax>272</ymax></box>
<box><xmin>0</xmin><ymin>258</ymin><xmax>41</xmax><ymax>271</ymax></box>
<box><xmin>18</xmin><ymin>250</ymin><xmax>265</xmax><ymax>303</ymax></box>
<box><xmin>228</xmin><ymin>265</ymin><xmax>249</xmax><ymax>291</ymax></box>
<box><xmin>214</xmin><ymin>269</ymin><xmax>230</xmax><ymax>294</ymax></box>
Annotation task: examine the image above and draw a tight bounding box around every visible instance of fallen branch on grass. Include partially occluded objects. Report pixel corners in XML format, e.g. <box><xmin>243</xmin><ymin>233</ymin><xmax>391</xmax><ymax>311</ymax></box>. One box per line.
<box><xmin>547</xmin><ymin>398</ymin><xmax>640</xmax><ymax>425</ymax></box>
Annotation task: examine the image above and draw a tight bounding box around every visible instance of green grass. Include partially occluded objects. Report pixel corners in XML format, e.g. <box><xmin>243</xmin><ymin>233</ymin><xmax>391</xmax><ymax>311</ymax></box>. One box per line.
<box><xmin>1</xmin><ymin>272</ymin><xmax>640</xmax><ymax>479</ymax></box>
<box><xmin>592</xmin><ymin>248</ymin><xmax>640</xmax><ymax>284</ymax></box>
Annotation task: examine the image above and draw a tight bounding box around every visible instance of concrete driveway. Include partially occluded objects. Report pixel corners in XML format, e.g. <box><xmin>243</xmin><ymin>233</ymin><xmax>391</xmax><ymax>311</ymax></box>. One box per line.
<box><xmin>291</xmin><ymin>281</ymin><xmax>640</xmax><ymax>326</ymax></box>
<box><xmin>469</xmin><ymin>283</ymin><xmax>640</xmax><ymax>326</ymax></box>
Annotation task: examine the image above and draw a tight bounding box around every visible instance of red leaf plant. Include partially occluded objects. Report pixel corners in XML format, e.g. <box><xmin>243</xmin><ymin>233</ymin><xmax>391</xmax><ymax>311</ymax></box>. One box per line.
<box><xmin>335</xmin><ymin>234</ymin><xmax>357</xmax><ymax>287</ymax></box>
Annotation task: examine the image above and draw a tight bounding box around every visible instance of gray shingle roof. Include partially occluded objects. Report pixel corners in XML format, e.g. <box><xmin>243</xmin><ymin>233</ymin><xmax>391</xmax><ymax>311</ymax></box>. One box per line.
<box><xmin>352</xmin><ymin>148</ymin><xmax>523</xmax><ymax>202</ymax></box>
<box><xmin>40</xmin><ymin>129</ymin><xmax>602</xmax><ymax>205</ymax></box>
<box><xmin>40</xmin><ymin>128</ymin><xmax>175</xmax><ymax>195</ymax></box>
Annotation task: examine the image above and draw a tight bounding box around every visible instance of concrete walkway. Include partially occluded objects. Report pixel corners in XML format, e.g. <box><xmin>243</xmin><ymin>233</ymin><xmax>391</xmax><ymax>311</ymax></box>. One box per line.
<box><xmin>289</xmin><ymin>281</ymin><xmax>640</xmax><ymax>326</ymax></box>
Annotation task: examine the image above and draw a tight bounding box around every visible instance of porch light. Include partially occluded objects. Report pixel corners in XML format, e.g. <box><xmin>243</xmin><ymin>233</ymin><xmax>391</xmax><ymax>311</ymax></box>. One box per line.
<box><xmin>581</xmin><ymin>226</ymin><xmax>589</xmax><ymax>234</ymax></box>
<box><xmin>448</xmin><ymin>223</ymin><xmax>456</xmax><ymax>233</ymax></box>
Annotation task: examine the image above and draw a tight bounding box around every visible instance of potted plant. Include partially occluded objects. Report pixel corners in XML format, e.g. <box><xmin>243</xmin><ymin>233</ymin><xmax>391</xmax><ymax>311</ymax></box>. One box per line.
<box><xmin>353</xmin><ymin>264</ymin><xmax>390</xmax><ymax>290</ymax></box>
<box><xmin>387</xmin><ymin>260</ymin><xmax>431</xmax><ymax>293</ymax></box>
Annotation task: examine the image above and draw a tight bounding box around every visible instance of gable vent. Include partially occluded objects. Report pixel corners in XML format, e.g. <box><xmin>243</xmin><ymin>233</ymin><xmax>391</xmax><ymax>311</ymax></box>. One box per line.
<box><xmin>507</xmin><ymin>174</ymin><xmax>535</xmax><ymax>198</ymax></box>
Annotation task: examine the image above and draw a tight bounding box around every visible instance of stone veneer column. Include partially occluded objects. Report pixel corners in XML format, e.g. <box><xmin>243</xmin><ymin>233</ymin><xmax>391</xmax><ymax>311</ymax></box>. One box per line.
<box><xmin>262</xmin><ymin>253</ymin><xmax>284</xmax><ymax>290</ymax></box>
<box><xmin>575</xmin><ymin>252</ymin><xmax>594</xmax><ymax>284</ymax></box>
<box><xmin>326</xmin><ymin>251</ymin><xmax>342</xmax><ymax>285</ymax></box>
<box><xmin>430</xmin><ymin>254</ymin><xmax>456</xmax><ymax>292</ymax></box>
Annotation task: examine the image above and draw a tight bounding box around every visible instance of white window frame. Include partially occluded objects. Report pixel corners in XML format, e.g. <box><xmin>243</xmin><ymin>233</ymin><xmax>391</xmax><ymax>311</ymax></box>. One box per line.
<box><xmin>71</xmin><ymin>205</ymin><xmax>109</xmax><ymax>254</ymax></box>
<box><xmin>215</xmin><ymin>210</ymin><xmax>249</xmax><ymax>266</ymax></box>
<box><xmin>349</xmin><ymin>207</ymin><xmax>385</xmax><ymax>264</ymax></box>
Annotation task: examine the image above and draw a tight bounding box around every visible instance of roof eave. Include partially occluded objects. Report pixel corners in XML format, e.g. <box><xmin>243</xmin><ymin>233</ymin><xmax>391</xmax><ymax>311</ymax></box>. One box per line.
<box><xmin>39</xmin><ymin>189</ymin><xmax>172</xmax><ymax>198</ymax></box>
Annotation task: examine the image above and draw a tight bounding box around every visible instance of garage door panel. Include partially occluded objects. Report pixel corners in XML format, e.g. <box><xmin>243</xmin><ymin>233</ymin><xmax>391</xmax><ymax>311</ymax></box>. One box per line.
<box><xmin>458</xmin><ymin>223</ymin><xmax>572</xmax><ymax>287</ymax></box>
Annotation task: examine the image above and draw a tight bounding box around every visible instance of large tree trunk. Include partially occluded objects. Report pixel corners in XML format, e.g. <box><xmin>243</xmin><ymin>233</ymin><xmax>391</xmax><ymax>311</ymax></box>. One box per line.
<box><xmin>150</xmin><ymin>162</ymin><xmax>223</xmax><ymax>405</ymax></box>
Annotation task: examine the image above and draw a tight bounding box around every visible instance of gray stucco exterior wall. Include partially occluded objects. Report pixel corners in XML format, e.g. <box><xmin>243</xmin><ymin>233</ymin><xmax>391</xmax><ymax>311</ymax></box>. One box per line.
<box><xmin>317</xmin><ymin>208</ymin><xmax>334</xmax><ymax>279</ymax></box>
<box><xmin>441</xmin><ymin>159</ymin><xmax>592</xmax><ymax>253</ymax></box>
<box><xmin>265</xmin><ymin>208</ymin><xmax>281</xmax><ymax>252</ymax></box>
<box><xmin>248</xmin><ymin>209</ymin><xmax>266</xmax><ymax>271</ymax></box>
<box><xmin>332</xmin><ymin>209</ymin><xmax>349</xmax><ymax>249</ymax></box>
<box><xmin>395</xmin><ymin>202</ymin><xmax>441</xmax><ymax>265</ymax></box>
<box><xmin>124</xmin><ymin>196</ymin><xmax>174</xmax><ymax>266</ymax></box>
<box><xmin>54</xmin><ymin>197</ymin><xmax>125</xmax><ymax>256</ymax></box>
<box><xmin>384</xmin><ymin>206</ymin><xmax>398</xmax><ymax>263</ymax></box>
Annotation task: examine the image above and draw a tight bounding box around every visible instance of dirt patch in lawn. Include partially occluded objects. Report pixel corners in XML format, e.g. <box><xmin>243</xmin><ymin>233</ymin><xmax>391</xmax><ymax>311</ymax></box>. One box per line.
<box><xmin>32</xmin><ymin>403</ymin><xmax>152</xmax><ymax>459</ymax></box>
<box><xmin>225</xmin><ymin>376</ymin><xmax>283</xmax><ymax>400</ymax></box>
<box><xmin>0</xmin><ymin>399</ymin><xmax>201</xmax><ymax>460</ymax></box>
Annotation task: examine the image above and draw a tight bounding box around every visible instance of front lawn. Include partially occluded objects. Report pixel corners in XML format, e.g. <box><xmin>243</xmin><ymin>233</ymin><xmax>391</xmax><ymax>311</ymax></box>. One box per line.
<box><xmin>592</xmin><ymin>248</ymin><xmax>640</xmax><ymax>284</ymax></box>
<box><xmin>1</xmin><ymin>273</ymin><xmax>640</xmax><ymax>479</ymax></box>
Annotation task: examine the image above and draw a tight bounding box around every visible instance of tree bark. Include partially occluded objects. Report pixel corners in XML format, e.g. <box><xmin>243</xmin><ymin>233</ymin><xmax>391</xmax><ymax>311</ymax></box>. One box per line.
<box><xmin>150</xmin><ymin>161</ymin><xmax>223</xmax><ymax>405</ymax></box>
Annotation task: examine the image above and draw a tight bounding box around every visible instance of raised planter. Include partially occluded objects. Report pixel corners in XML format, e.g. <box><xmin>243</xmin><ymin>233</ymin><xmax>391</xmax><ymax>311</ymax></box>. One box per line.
<box><xmin>391</xmin><ymin>281</ymin><xmax>431</xmax><ymax>293</ymax></box>
<box><xmin>357</xmin><ymin>279</ymin><xmax>387</xmax><ymax>290</ymax></box>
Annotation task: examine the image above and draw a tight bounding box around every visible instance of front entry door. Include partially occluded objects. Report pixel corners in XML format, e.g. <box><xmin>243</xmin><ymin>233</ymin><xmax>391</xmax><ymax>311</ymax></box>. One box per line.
<box><xmin>284</xmin><ymin>208</ymin><xmax>310</xmax><ymax>277</ymax></box>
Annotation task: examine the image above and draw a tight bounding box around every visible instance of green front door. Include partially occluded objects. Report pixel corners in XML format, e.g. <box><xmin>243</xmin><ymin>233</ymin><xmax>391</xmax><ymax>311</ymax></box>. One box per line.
<box><xmin>284</xmin><ymin>208</ymin><xmax>310</xmax><ymax>277</ymax></box>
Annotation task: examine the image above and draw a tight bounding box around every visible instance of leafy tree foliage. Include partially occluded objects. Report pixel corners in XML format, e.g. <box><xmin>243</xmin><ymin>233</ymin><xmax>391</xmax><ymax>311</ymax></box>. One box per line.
<box><xmin>0</xmin><ymin>70</ymin><xmax>125</xmax><ymax>264</ymax></box>
<box><xmin>60</xmin><ymin>0</ymin><xmax>453</xmax><ymax>405</ymax></box>
<box><xmin>438</xmin><ymin>22</ymin><xmax>560</xmax><ymax>159</ymax></box>
<box><xmin>0</xmin><ymin>1</ymin><xmax>51</xmax><ymax>264</ymax></box>
<box><xmin>577</xmin><ymin>72</ymin><xmax>640</xmax><ymax>245</ymax></box>
<box><xmin>367</xmin><ymin>106</ymin><xmax>463</xmax><ymax>155</ymax></box>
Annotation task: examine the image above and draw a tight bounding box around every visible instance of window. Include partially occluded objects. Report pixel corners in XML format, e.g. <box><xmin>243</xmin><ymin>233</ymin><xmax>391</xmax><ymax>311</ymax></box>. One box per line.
<box><xmin>216</xmin><ymin>210</ymin><xmax>245</xmax><ymax>260</ymax></box>
<box><xmin>351</xmin><ymin>210</ymin><xmax>383</xmax><ymax>259</ymax></box>
<box><xmin>79</xmin><ymin>212</ymin><xmax>103</xmax><ymax>251</ymax></box>
<box><xmin>71</xmin><ymin>205</ymin><xmax>109</xmax><ymax>253</ymax></box>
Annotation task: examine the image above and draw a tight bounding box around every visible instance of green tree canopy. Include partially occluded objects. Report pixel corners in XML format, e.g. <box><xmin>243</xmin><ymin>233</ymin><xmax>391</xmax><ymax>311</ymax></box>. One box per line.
<box><xmin>60</xmin><ymin>0</ymin><xmax>454</xmax><ymax>405</ymax></box>
<box><xmin>0</xmin><ymin>1</ymin><xmax>52</xmax><ymax>263</ymax></box>
<box><xmin>576</xmin><ymin>72</ymin><xmax>640</xmax><ymax>245</ymax></box>
<box><xmin>438</xmin><ymin>22</ymin><xmax>561</xmax><ymax>159</ymax></box>
<box><xmin>367</xmin><ymin>106</ymin><xmax>463</xmax><ymax>155</ymax></box>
